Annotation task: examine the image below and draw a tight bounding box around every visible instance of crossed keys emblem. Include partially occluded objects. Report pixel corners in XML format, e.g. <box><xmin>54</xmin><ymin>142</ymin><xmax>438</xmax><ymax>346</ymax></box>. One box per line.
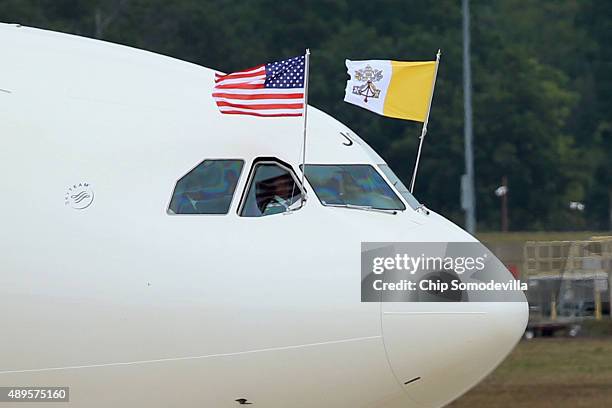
<box><xmin>352</xmin><ymin>65</ymin><xmax>383</xmax><ymax>102</ymax></box>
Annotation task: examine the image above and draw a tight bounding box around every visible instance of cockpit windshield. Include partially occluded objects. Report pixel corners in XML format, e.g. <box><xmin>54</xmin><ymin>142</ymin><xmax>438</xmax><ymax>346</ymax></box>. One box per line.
<box><xmin>377</xmin><ymin>164</ymin><xmax>421</xmax><ymax>210</ymax></box>
<box><xmin>304</xmin><ymin>164</ymin><xmax>405</xmax><ymax>211</ymax></box>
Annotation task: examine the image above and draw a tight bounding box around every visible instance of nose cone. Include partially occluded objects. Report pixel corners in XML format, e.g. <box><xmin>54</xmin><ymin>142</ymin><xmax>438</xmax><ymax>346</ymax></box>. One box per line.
<box><xmin>382</xmin><ymin>301</ymin><xmax>528</xmax><ymax>407</ymax></box>
<box><xmin>378</xmin><ymin>215</ymin><xmax>528</xmax><ymax>407</ymax></box>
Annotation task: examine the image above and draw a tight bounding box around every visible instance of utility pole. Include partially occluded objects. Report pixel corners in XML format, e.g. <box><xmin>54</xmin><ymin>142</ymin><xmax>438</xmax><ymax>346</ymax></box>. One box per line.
<box><xmin>462</xmin><ymin>0</ymin><xmax>476</xmax><ymax>234</ymax></box>
<box><xmin>609</xmin><ymin>189</ymin><xmax>612</xmax><ymax>231</ymax></box>
<box><xmin>495</xmin><ymin>177</ymin><xmax>509</xmax><ymax>232</ymax></box>
<box><xmin>501</xmin><ymin>176</ymin><xmax>508</xmax><ymax>232</ymax></box>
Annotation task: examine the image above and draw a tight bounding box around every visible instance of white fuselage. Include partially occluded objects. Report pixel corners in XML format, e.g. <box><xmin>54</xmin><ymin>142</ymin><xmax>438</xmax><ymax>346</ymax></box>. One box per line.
<box><xmin>0</xmin><ymin>23</ymin><xmax>527</xmax><ymax>408</ymax></box>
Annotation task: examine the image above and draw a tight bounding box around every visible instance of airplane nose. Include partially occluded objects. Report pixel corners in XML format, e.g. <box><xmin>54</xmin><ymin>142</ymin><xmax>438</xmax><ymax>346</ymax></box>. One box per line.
<box><xmin>382</xmin><ymin>301</ymin><xmax>528</xmax><ymax>407</ymax></box>
<box><xmin>374</xmin><ymin>227</ymin><xmax>528</xmax><ymax>407</ymax></box>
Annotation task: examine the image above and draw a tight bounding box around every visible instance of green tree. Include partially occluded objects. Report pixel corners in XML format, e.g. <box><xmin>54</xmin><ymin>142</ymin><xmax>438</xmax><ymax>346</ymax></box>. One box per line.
<box><xmin>0</xmin><ymin>0</ymin><xmax>609</xmax><ymax>231</ymax></box>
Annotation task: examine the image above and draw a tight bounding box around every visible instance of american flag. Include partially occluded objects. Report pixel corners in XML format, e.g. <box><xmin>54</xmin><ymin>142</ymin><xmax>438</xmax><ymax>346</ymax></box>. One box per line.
<box><xmin>213</xmin><ymin>55</ymin><xmax>306</xmax><ymax>117</ymax></box>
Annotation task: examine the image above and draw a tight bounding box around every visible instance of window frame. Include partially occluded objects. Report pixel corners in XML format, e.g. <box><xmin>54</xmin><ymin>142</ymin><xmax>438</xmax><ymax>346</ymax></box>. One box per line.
<box><xmin>166</xmin><ymin>158</ymin><xmax>245</xmax><ymax>216</ymax></box>
<box><xmin>302</xmin><ymin>163</ymin><xmax>406</xmax><ymax>211</ymax></box>
<box><xmin>237</xmin><ymin>158</ymin><xmax>305</xmax><ymax>217</ymax></box>
<box><xmin>377</xmin><ymin>163</ymin><xmax>421</xmax><ymax>210</ymax></box>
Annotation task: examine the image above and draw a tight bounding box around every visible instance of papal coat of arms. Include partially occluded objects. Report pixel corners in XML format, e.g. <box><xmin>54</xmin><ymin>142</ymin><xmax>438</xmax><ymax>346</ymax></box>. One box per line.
<box><xmin>352</xmin><ymin>65</ymin><xmax>383</xmax><ymax>102</ymax></box>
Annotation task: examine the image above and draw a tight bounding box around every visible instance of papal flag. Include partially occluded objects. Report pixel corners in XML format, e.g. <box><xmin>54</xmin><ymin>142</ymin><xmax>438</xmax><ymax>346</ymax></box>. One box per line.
<box><xmin>344</xmin><ymin>58</ymin><xmax>438</xmax><ymax>122</ymax></box>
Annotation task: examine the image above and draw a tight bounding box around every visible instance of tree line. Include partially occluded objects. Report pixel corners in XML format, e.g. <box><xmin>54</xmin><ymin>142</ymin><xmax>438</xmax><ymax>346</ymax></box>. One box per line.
<box><xmin>1</xmin><ymin>0</ymin><xmax>610</xmax><ymax>231</ymax></box>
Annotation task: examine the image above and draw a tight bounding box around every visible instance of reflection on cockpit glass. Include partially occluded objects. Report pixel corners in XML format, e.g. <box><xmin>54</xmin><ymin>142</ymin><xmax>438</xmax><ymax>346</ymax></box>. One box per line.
<box><xmin>241</xmin><ymin>163</ymin><xmax>302</xmax><ymax>217</ymax></box>
<box><xmin>169</xmin><ymin>159</ymin><xmax>243</xmax><ymax>214</ymax></box>
<box><xmin>304</xmin><ymin>164</ymin><xmax>406</xmax><ymax>211</ymax></box>
<box><xmin>377</xmin><ymin>164</ymin><xmax>420</xmax><ymax>210</ymax></box>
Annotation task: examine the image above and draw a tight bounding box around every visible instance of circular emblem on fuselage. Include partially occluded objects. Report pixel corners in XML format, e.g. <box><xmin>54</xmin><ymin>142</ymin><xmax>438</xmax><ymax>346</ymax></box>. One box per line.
<box><xmin>65</xmin><ymin>182</ymin><xmax>94</xmax><ymax>210</ymax></box>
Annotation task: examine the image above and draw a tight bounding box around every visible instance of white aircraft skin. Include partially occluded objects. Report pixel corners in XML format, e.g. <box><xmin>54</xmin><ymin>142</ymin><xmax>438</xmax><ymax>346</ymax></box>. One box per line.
<box><xmin>0</xmin><ymin>23</ymin><xmax>527</xmax><ymax>408</ymax></box>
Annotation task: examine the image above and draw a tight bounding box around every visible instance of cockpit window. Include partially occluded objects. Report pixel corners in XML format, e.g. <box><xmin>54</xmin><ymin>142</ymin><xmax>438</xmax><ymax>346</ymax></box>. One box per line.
<box><xmin>378</xmin><ymin>164</ymin><xmax>421</xmax><ymax>210</ymax></box>
<box><xmin>168</xmin><ymin>159</ymin><xmax>243</xmax><ymax>214</ymax></box>
<box><xmin>304</xmin><ymin>164</ymin><xmax>405</xmax><ymax>211</ymax></box>
<box><xmin>240</xmin><ymin>161</ymin><xmax>303</xmax><ymax>217</ymax></box>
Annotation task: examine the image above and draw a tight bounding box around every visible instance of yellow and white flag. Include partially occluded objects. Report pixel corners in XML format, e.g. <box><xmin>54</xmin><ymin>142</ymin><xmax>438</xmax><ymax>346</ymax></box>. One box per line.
<box><xmin>344</xmin><ymin>58</ymin><xmax>438</xmax><ymax>122</ymax></box>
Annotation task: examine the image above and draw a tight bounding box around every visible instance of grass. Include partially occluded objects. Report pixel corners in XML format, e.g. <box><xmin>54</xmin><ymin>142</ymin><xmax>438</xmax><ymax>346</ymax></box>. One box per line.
<box><xmin>449</xmin><ymin>231</ymin><xmax>612</xmax><ymax>406</ymax></box>
<box><xmin>476</xmin><ymin>231</ymin><xmax>608</xmax><ymax>244</ymax></box>
<box><xmin>448</xmin><ymin>338</ymin><xmax>612</xmax><ymax>408</ymax></box>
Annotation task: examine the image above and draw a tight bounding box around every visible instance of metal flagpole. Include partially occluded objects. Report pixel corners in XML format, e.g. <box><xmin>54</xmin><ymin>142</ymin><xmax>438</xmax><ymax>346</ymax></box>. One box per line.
<box><xmin>300</xmin><ymin>48</ymin><xmax>311</xmax><ymax>205</ymax></box>
<box><xmin>409</xmin><ymin>49</ymin><xmax>441</xmax><ymax>193</ymax></box>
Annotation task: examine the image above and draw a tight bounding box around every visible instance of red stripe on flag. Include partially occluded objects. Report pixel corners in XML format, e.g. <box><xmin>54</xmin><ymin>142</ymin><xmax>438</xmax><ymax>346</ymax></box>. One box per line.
<box><xmin>219</xmin><ymin>110</ymin><xmax>303</xmax><ymax>117</ymax></box>
<box><xmin>216</xmin><ymin>101</ymin><xmax>304</xmax><ymax>110</ymax></box>
<box><xmin>214</xmin><ymin>83</ymin><xmax>266</xmax><ymax>90</ymax></box>
<box><xmin>215</xmin><ymin>65</ymin><xmax>263</xmax><ymax>78</ymax></box>
<box><xmin>212</xmin><ymin>92</ymin><xmax>304</xmax><ymax>100</ymax></box>
<box><xmin>214</xmin><ymin>67</ymin><xmax>266</xmax><ymax>83</ymax></box>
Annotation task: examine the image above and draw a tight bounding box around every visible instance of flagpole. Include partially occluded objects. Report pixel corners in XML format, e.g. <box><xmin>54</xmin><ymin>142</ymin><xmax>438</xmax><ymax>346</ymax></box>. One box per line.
<box><xmin>409</xmin><ymin>49</ymin><xmax>441</xmax><ymax>193</ymax></box>
<box><xmin>300</xmin><ymin>48</ymin><xmax>311</xmax><ymax>205</ymax></box>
